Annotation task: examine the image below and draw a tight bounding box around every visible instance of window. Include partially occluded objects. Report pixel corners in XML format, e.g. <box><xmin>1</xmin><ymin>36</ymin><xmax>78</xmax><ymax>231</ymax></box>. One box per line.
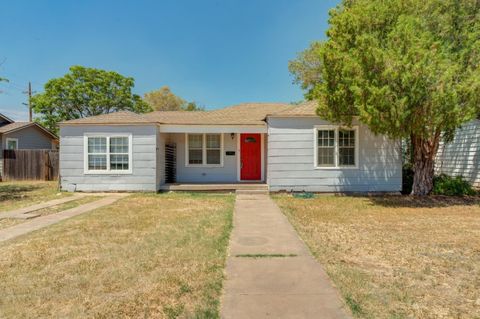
<box><xmin>314</xmin><ymin>127</ymin><xmax>358</xmax><ymax>168</ymax></box>
<box><xmin>317</xmin><ymin>130</ymin><xmax>335</xmax><ymax>166</ymax></box>
<box><xmin>188</xmin><ymin>134</ymin><xmax>203</xmax><ymax>164</ymax></box>
<box><xmin>186</xmin><ymin>133</ymin><xmax>223</xmax><ymax>166</ymax></box>
<box><xmin>84</xmin><ymin>134</ymin><xmax>132</xmax><ymax>174</ymax></box>
<box><xmin>339</xmin><ymin>130</ymin><xmax>356</xmax><ymax>166</ymax></box>
<box><xmin>6</xmin><ymin>138</ymin><xmax>18</xmax><ymax>150</ymax></box>
<box><xmin>206</xmin><ymin>134</ymin><xmax>221</xmax><ymax>165</ymax></box>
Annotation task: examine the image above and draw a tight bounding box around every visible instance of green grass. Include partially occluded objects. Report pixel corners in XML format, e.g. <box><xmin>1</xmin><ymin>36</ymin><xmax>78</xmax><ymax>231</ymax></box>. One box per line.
<box><xmin>0</xmin><ymin>192</ymin><xmax>235</xmax><ymax>318</ymax></box>
<box><xmin>0</xmin><ymin>181</ymin><xmax>71</xmax><ymax>211</ymax></box>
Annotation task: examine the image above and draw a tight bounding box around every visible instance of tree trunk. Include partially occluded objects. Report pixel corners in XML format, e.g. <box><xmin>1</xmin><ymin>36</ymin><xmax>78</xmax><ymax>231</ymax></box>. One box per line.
<box><xmin>411</xmin><ymin>134</ymin><xmax>440</xmax><ymax>196</ymax></box>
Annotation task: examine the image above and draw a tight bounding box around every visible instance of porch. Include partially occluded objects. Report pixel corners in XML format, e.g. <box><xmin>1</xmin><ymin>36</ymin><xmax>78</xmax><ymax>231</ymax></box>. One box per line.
<box><xmin>159</xmin><ymin>183</ymin><xmax>269</xmax><ymax>192</ymax></box>
<box><xmin>159</xmin><ymin>125</ymin><xmax>267</xmax><ymax>186</ymax></box>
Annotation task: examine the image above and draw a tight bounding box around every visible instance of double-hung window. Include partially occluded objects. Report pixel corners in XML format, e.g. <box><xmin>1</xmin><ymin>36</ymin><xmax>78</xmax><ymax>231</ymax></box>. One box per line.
<box><xmin>314</xmin><ymin>126</ymin><xmax>358</xmax><ymax>168</ymax></box>
<box><xmin>186</xmin><ymin>133</ymin><xmax>223</xmax><ymax>166</ymax></box>
<box><xmin>84</xmin><ymin>134</ymin><xmax>132</xmax><ymax>174</ymax></box>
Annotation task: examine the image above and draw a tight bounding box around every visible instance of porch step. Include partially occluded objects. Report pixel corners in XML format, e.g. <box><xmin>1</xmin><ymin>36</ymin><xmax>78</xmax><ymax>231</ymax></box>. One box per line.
<box><xmin>160</xmin><ymin>183</ymin><xmax>268</xmax><ymax>192</ymax></box>
<box><xmin>235</xmin><ymin>189</ymin><xmax>270</xmax><ymax>195</ymax></box>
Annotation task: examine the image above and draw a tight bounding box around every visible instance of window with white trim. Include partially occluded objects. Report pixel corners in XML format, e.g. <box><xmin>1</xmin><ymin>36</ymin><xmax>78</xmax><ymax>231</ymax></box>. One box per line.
<box><xmin>186</xmin><ymin>133</ymin><xmax>223</xmax><ymax>166</ymax></box>
<box><xmin>338</xmin><ymin>130</ymin><xmax>356</xmax><ymax>166</ymax></box>
<box><xmin>188</xmin><ymin>134</ymin><xmax>203</xmax><ymax>164</ymax></box>
<box><xmin>6</xmin><ymin>138</ymin><xmax>18</xmax><ymax>150</ymax></box>
<box><xmin>317</xmin><ymin>130</ymin><xmax>335</xmax><ymax>166</ymax></box>
<box><xmin>315</xmin><ymin>127</ymin><xmax>358</xmax><ymax>168</ymax></box>
<box><xmin>84</xmin><ymin>135</ymin><xmax>132</xmax><ymax>173</ymax></box>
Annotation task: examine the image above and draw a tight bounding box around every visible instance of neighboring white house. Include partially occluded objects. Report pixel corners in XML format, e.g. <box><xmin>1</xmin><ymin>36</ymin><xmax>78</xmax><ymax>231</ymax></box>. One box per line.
<box><xmin>58</xmin><ymin>101</ymin><xmax>402</xmax><ymax>192</ymax></box>
<box><xmin>436</xmin><ymin>119</ymin><xmax>480</xmax><ymax>187</ymax></box>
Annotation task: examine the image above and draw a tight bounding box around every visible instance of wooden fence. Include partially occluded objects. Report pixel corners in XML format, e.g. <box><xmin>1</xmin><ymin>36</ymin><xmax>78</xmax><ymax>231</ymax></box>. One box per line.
<box><xmin>2</xmin><ymin>150</ymin><xmax>59</xmax><ymax>181</ymax></box>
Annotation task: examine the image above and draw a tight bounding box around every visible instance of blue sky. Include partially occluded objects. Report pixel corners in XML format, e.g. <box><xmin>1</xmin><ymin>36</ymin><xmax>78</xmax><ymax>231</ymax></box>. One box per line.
<box><xmin>0</xmin><ymin>0</ymin><xmax>338</xmax><ymax>120</ymax></box>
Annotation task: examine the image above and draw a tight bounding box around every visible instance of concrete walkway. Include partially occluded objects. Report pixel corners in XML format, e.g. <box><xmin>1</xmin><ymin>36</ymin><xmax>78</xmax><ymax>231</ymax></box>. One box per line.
<box><xmin>221</xmin><ymin>194</ymin><xmax>351</xmax><ymax>319</ymax></box>
<box><xmin>0</xmin><ymin>194</ymin><xmax>128</xmax><ymax>243</ymax></box>
<box><xmin>0</xmin><ymin>193</ymin><xmax>87</xmax><ymax>219</ymax></box>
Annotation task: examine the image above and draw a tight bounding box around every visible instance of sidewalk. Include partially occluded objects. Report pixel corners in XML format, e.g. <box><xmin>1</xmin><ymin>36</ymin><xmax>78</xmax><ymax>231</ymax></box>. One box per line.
<box><xmin>220</xmin><ymin>194</ymin><xmax>351</xmax><ymax>319</ymax></box>
<box><xmin>0</xmin><ymin>194</ymin><xmax>128</xmax><ymax>243</ymax></box>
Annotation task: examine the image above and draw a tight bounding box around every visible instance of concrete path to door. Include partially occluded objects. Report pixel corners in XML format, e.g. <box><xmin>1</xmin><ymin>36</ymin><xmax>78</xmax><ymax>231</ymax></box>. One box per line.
<box><xmin>220</xmin><ymin>194</ymin><xmax>351</xmax><ymax>319</ymax></box>
<box><xmin>0</xmin><ymin>194</ymin><xmax>128</xmax><ymax>243</ymax></box>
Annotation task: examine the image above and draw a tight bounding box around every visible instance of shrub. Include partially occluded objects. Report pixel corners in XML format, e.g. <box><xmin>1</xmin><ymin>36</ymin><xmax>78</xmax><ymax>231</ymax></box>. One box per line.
<box><xmin>432</xmin><ymin>174</ymin><xmax>476</xmax><ymax>196</ymax></box>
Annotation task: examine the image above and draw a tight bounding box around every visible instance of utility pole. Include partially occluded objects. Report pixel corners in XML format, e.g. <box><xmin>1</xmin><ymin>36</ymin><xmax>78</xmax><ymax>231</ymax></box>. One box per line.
<box><xmin>22</xmin><ymin>82</ymin><xmax>34</xmax><ymax>122</ymax></box>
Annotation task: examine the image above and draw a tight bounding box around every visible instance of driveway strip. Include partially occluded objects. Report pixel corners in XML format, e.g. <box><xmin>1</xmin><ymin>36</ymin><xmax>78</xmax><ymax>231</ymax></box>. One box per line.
<box><xmin>0</xmin><ymin>193</ymin><xmax>87</xmax><ymax>218</ymax></box>
<box><xmin>0</xmin><ymin>194</ymin><xmax>128</xmax><ymax>243</ymax></box>
<box><xmin>220</xmin><ymin>194</ymin><xmax>351</xmax><ymax>318</ymax></box>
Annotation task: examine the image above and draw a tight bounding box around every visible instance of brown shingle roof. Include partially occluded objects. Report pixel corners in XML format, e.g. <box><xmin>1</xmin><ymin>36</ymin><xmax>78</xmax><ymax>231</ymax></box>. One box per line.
<box><xmin>149</xmin><ymin>103</ymin><xmax>294</xmax><ymax>125</ymax></box>
<box><xmin>60</xmin><ymin>111</ymin><xmax>153</xmax><ymax>125</ymax></box>
<box><xmin>270</xmin><ymin>100</ymin><xmax>318</xmax><ymax>116</ymax></box>
<box><xmin>0</xmin><ymin>122</ymin><xmax>33</xmax><ymax>133</ymax></box>
<box><xmin>0</xmin><ymin>122</ymin><xmax>57</xmax><ymax>139</ymax></box>
<box><xmin>62</xmin><ymin>103</ymin><xmax>296</xmax><ymax>125</ymax></box>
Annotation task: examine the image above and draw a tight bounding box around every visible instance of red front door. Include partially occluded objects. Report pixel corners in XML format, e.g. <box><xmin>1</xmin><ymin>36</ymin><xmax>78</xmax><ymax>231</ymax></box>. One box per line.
<box><xmin>240</xmin><ymin>133</ymin><xmax>261</xmax><ymax>180</ymax></box>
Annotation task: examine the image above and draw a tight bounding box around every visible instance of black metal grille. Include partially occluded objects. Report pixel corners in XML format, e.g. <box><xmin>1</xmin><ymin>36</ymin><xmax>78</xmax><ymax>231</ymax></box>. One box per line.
<box><xmin>165</xmin><ymin>143</ymin><xmax>177</xmax><ymax>183</ymax></box>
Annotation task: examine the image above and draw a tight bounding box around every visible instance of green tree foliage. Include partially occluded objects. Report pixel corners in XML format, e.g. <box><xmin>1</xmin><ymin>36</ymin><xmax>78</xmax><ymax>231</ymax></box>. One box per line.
<box><xmin>31</xmin><ymin>66</ymin><xmax>150</xmax><ymax>133</ymax></box>
<box><xmin>290</xmin><ymin>0</ymin><xmax>480</xmax><ymax>195</ymax></box>
<box><xmin>144</xmin><ymin>86</ymin><xmax>204</xmax><ymax>111</ymax></box>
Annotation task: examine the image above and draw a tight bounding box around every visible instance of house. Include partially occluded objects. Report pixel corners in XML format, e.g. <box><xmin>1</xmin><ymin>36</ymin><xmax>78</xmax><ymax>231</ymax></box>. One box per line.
<box><xmin>436</xmin><ymin>119</ymin><xmax>480</xmax><ymax>187</ymax></box>
<box><xmin>59</xmin><ymin>101</ymin><xmax>402</xmax><ymax>192</ymax></box>
<box><xmin>0</xmin><ymin>113</ymin><xmax>58</xmax><ymax>178</ymax></box>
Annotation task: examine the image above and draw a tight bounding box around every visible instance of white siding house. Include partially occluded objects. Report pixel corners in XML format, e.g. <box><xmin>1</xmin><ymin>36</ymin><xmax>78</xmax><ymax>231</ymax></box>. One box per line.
<box><xmin>58</xmin><ymin>102</ymin><xmax>403</xmax><ymax>193</ymax></box>
<box><xmin>436</xmin><ymin>119</ymin><xmax>480</xmax><ymax>187</ymax></box>
<box><xmin>60</xmin><ymin>124</ymin><xmax>158</xmax><ymax>192</ymax></box>
<box><xmin>267</xmin><ymin>117</ymin><xmax>402</xmax><ymax>192</ymax></box>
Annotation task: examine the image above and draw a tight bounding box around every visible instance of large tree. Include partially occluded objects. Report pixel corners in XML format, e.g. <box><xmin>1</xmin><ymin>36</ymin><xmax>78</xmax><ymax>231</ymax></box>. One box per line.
<box><xmin>31</xmin><ymin>66</ymin><xmax>151</xmax><ymax>132</ymax></box>
<box><xmin>290</xmin><ymin>0</ymin><xmax>480</xmax><ymax>195</ymax></box>
<box><xmin>144</xmin><ymin>86</ymin><xmax>204</xmax><ymax>111</ymax></box>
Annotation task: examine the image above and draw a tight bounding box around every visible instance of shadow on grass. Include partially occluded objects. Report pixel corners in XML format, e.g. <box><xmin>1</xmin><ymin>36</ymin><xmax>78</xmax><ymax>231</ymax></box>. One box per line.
<box><xmin>368</xmin><ymin>195</ymin><xmax>480</xmax><ymax>208</ymax></box>
<box><xmin>0</xmin><ymin>184</ymin><xmax>41</xmax><ymax>202</ymax></box>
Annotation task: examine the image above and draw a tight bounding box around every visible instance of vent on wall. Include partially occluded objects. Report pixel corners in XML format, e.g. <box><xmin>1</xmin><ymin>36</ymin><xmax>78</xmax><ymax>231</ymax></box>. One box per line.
<box><xmin>165</xmin><ymin>143</ymin><xmax>176</xmax><ymax>183</ymax></box>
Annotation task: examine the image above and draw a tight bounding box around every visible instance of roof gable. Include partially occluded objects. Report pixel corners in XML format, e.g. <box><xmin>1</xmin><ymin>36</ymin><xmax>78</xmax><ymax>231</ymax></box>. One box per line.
<box><xmin>0</xmin><ymin>122</ymin><xmax>57</xmax><ymax>139</ymax></box>
<box><xmin>0</xmin><ymin>113</ymin><xmax>14</xmax><ymax>124</ymax></box>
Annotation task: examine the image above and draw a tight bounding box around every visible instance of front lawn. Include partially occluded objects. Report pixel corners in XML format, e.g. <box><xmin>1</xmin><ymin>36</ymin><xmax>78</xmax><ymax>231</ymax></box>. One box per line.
<box><xmin>0</xmin><ymin>192</ymin><xmax>234</xmax><ymax>318</ymax></box>
<box><xmin>0</xmin><ymin>181</ymin><xmax>71</xmax><ymax>211</ymax></box>
<box><xmin>0</xmin><ymin>195</ymin><xmax>103</xmax><ymax>231</ymax></box>
<box><xmin>274</xmin><ymin>194</ymin><xmax>480</xmax><ymax>319</ymax></box>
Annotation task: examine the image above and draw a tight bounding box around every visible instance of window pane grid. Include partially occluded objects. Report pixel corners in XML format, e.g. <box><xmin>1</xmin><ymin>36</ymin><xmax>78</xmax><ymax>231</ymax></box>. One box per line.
<box><xmin>88</xmin><ymin>137</ymin><xmax>107</xmax><ymax>153</ymax></box>
<box><xmin>316</xmin><ymin>128</ymin><xmax>357</xmax><ymax>168</ymax></box>
<box><xmin>87</xmin><ymin>136</ymin><xmax>130</xmax><ymax>172</ymax></box>
<box><xmin>188</xmin><ymin>134</ymin><xmax>204</xmax><ymax>164</ymax></box>
<box><xmin>206</xmin><ymin>134</ymin><xmax>221</xmax><ymax>164</ymax></box>
<box><xmin>187</xmin><ymin>134</ymin><xmax>222</xmax><ymax>165</ymax></box>
<box><xmin>339</xmin><ymin>130</ymin><xmax>355</xmax><ymax>166</ymax></box>
<box><xmin>317</xmin><ymin>130</ymin><xmax>335</xmax><ymax>166</ymax></box>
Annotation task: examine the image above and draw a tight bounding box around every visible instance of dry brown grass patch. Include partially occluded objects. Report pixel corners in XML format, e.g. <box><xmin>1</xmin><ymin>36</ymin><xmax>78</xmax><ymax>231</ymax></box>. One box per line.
<box><xmin>0</xmin><ymin>192</ymin><xmax>234</xmax><ymax>318</ymax></box>
<box><xmin>0</xmin><ymin>181</ymin><xmax>71</xmax><ymax>211</ymax></box>
<box><xmin>274</xmin><ymin>194</ymin><xmax>480</xmax><ymax>319</ymax></box>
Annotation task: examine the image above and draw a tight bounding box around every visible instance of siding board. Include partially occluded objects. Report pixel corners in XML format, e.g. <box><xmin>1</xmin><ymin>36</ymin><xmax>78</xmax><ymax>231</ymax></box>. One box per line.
<box><xmin>60</xmin><ymin>125</ymin><xmax>158</xmax><ymax>191</ymax></box>
<box><xmin>436</xmin><ymin>120</ymin><xmax>480</xmax><ymax>186</ymax></box>
<box><xmin>267</xmin><ymin>117</ymin><xmax>402</xmax><ymax>192</ymax></box>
